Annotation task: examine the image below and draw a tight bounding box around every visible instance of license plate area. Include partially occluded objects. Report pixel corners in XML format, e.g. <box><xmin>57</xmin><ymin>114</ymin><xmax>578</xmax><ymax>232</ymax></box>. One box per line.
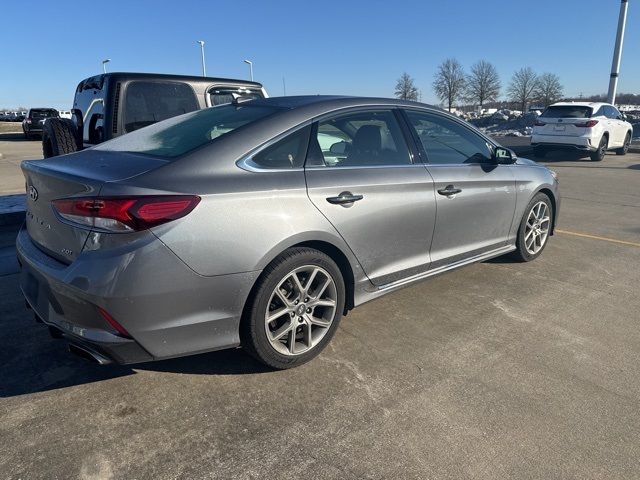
<box><xmin>553</xmin><ymin>125</ymin><xmax>566</xmax><ymax>132</ymax></box>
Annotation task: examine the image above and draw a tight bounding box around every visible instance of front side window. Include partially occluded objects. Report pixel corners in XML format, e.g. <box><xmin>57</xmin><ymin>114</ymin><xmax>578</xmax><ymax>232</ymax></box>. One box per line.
<box><xmin>312</xmin><ymin>110</ymin><xmax>411</xmax><ymax>167</ymax></box>
<box><xmin>124</xmin><ymin>81</ymin><xmax>199</xmax><ymax>133</ymax></box>
<box><xmin>405</xmin><ymin>110</ymin><xmax>492</xmax><ymax>165</ymax></box>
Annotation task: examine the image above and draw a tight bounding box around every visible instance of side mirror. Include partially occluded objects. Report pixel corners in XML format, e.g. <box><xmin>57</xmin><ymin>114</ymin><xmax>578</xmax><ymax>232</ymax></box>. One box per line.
<box><xmin>494</xmin><ymin>146</ymin><xmax>517</xmax><ymax>164</ymax></box>
<box><xmin>329</xmin><ymin>141</ymin><xmax>348</xmax><ymax>155</ymax></box>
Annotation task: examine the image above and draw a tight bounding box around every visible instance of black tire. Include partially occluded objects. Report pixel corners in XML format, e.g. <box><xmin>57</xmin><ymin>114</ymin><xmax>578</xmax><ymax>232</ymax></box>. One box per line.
<box><xmin>241</xmin><ymin>247</ymin><xmax>346</xmax><ymax>369</ymax></box>
<box><xmin>590</xmin><ymin>135</ymin><xmax>607</xmax><ymax>161</ymax></box>
<box><xmin>616</xmin><ymin>132</ymin><xmax>631</xmax><ymax>156</ymax></box>
<box><xmin>42</xmin><ymin>118</ymin><xmax>80</xmax><ymax>158</ymax></box>
<box><xmin>533</xmin><ymin>146</ymin><xmax>546</xmax><ymax>158</ymax></box>
<box><xmin>511</xmin><ymin>192</ymin><xmax>553</xmax><ymax>262</ymax></box>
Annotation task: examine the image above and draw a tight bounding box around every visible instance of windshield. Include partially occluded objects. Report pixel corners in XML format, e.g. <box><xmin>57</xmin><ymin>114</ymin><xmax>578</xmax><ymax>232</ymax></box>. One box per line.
<box><xmin>541</xmin><ymin>106</ymin><xmax>592</xmax><ymax>119</ymax></box>
<box><xmin>94</xmin><ymin>103</ymin><xmax>282</xmax><ymax>158</ymax></box>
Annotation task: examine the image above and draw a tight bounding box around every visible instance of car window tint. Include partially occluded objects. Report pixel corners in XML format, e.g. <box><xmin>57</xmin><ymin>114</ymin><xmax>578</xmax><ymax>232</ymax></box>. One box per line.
<box><xmin>541</xmin><ymin>106</ymin><xmax>592</xmax><ymax>118</ymax></box>
<box><xmin>405</xmin><ymin>110</ymin><xmax>492</xmax><ymax>165</ymax></box>
<box><xmin>314</xmin><ymin>110</ymin><xmax>410</xmax><ymax>167</ymax></box>
<box><xmin>251</xmin><ymin>126</ymin><xmax>310</xmax><ymax>169</ymax></box>
<box><xmin>208</xmin><ymin>87</ymin><xmax>264</xmax><ymax>106</ymax></box>
<box><xmin>124</xmin><ymin>81</ymin><xmax>199</xmax><ymax>133</ymax></box>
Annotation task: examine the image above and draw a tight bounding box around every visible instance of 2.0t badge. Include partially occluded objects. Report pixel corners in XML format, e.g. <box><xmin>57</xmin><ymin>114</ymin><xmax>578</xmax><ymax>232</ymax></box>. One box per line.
<box><xmin>28</xmin><ymin>185</ymin><xmax>38</xmax><ymax>202</ymax></box>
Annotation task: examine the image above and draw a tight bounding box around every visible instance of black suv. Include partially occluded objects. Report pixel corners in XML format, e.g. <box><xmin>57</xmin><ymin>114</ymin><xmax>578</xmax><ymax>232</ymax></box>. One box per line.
<box><xmin>43</xmin><ymin>72</ymin><xmax>266</xmax><ymax>157</ymax></box>
<box><xmin>23</xmin><ymin>108</ymin><xmax>60</xmax><ymax>139</ymax></box>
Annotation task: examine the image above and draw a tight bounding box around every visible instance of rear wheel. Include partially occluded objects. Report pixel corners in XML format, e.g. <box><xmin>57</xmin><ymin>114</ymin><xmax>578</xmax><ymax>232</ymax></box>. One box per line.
<box><xmin>511</xmin><ymin>193</ymin><xmax>553</xmax><ymax>262</ymax></box>
<box><xmin>42</xmin><ymin>118</ymin><xmax>80</xmax><ymax>158</ymax></box>
<box><xmin>241</xmin><ymin>248</ymin><xmax>345</xmax><ymax>369</ymax></box>
<box><xmin>590</xmin><ymin>135</ymin><xmax>607</xmax><ymax>161</ymax></box>
<box><xmin>616</xmin><ymin>132</ymin><xmax>631</xmax><ymax>156</ymax></box>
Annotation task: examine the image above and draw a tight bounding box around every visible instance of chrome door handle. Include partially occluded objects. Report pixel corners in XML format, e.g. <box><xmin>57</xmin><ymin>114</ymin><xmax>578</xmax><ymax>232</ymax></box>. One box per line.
<box><xmin>437</xmin><ymin>185</ymin><xmax>462</xmax><ymax>196</ymax></box>
<box><xmin>326</xmin><ymin>191</ymin><xmax>364</xmax><ymax>205</ymax></box>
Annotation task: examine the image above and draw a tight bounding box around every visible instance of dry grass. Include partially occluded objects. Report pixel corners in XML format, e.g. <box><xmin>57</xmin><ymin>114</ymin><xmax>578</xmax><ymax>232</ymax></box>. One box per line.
<box><xmin>0</xmin><ymin>122</ymin><xmax>22</xmax><ymax>133</ymax></box>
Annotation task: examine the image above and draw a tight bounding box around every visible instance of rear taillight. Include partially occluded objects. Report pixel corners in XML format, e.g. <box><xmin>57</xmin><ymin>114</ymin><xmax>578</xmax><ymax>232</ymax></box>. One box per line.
<box><xmin>534</xmin><ymin>120</ymin><xmax>546</xmax><ymax>126</ymax></box>
<box><xmin>25</xmin><ymin>118</ymin><xmax>32</xmax><ymax>124</ymax></box>
<box><xmin>52</xmin><ymin>195</ymin><xmax>201</xmax><ymax>232</ymax></box>
<box><xmin>98</xmin><ymin>307</ymin><xmax>131</xmax><ymax>338</ymax></box>
<box><xmin>575</xmin><ymin>120</ymin><xmax>599</xmax><ymax>128</ymax></box>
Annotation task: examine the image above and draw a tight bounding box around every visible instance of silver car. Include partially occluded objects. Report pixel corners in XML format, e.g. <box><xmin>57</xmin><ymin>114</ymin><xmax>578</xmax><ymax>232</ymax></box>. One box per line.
<box><xmin>18</xmin><ymin>96</ymin><xmax>559</xmax><ymax>369</ymax></box>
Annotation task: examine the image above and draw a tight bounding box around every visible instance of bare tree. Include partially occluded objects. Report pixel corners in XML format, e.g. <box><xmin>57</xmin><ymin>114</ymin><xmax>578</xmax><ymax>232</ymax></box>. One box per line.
<box><xmin>394</xmin><ymin>73</ymin><xmax>419</xmax><ymax>101</ymax></box>
<box><xmin>432</xmin><ymin>58</ymin><xmax>466</xmax><ymax>112</ymax></box>
<box><xmin>507</xmin><ymin>67</ymin><xmax>539</xmax><ymax>114</ymax></box>
<box><xmin>465</xmin><ymin>60</ymin><xmax>501</xmax><ymax>109</ymax></box>
<box><xmin>535</xmin><ymin>73</ymin><xmax>564</xmax><ymax>107</ymax></box>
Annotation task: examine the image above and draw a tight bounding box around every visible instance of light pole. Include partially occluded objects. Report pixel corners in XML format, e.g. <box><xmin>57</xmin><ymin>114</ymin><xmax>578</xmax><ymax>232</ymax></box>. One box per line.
<box><xmin>607</xmin><ymin>0</ymin><xmax>629</xmax><ymax>104</ymax></box>
<box><xmin>196</xmin><ymin>41</ymin><xmax>206</xmax><ymax>77</ymax></box>
<box><xmin>102</xmin><ymin>59</ymin><xmax>111</xmax><ymax>73</ymax></box>
<box><xmin>243</xmin><ymin>59</ymin><xmax>253</xmax><ymax>81</ymax></box>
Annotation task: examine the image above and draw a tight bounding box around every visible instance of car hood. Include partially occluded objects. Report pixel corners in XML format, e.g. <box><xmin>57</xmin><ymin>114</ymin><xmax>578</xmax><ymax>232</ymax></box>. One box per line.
<box><xmin>515</xmin><ymin>157</ymin><xmax>538</xmax><ymax>166</ymax></box>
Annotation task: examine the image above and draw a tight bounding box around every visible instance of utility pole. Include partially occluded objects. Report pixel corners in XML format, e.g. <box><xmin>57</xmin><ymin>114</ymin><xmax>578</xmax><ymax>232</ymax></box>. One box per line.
<box><xmin>282</xmin><ymin>76</ymin><xmax>287</xmax><ymax>96</ymax></box>
<box><xmin>196</xmin><ymin>41</ymin><xmax>206</xmax><ymax>77</ymax></box>
<box><xmin>607</xmin><ymin>0</ymin><xmax>629</xmax><ymax>104</ymax></box>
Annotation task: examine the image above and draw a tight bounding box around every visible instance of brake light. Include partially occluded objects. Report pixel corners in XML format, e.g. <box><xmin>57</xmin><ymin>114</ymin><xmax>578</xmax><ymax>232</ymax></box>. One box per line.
<box><xmin>534</xmin><ymin>120</ymin><xmax>546</xmax><ymax>127</ymax></box>
<box><xmin>25</xmin><ymin>118</ymin><xmax>32</xmax><ymax>124</ymax></box>
<box><xmin>575</xmin><ymin>120</ymin><xmax>599</xmax><ymax>128</ymax></box>
<box><xmin>97</xmin><ymin>307</ymin><xmax>131</xmax><ymax>338</ymax></box>
<box><xmin>52</xmin><ymin>195</ymin><xmax>201</xmax><ymax>232</ymax></box>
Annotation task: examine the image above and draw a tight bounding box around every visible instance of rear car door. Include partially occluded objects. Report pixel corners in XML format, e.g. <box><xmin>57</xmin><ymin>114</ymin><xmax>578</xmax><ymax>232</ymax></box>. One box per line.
<box><xmin>402</xmin><ymin>109</ymin><xmax>516</xmax><ymax>269</ymax></box>
<box><xmin>605</xmin><ymin>106</ymin><xmax>625</xmax><ymax>147</ymax></box>
<box><xmin>305</xmin><ymin>109</ymin><xmax>436</xmax><ymax>286</ymax></box>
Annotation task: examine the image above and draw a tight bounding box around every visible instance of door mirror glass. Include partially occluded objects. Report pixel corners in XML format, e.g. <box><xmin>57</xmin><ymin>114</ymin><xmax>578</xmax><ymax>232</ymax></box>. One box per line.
<box><xmin>329</xmin><ymin>141</ymin><xmax>348</xmax><ymax>155</ymax></box>
<box><xmin>494</xmin><ymin>147</ymin><xmax>516</xmax><ymax>164</ymax></box>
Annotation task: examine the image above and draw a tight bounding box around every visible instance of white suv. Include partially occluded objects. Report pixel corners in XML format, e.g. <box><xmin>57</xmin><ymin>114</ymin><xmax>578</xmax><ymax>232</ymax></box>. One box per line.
<box><xmin>531</xmin><ymin>102</ymin><xmax>633</xmax><ymax>161</ymax></box>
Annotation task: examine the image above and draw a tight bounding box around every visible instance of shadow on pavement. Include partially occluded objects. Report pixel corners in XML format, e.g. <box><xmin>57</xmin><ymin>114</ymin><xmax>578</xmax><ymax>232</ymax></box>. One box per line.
<box><xmin>0</xmin><ymin>132</ymin><xmax>37</xmax><ymax>142</ymax></box>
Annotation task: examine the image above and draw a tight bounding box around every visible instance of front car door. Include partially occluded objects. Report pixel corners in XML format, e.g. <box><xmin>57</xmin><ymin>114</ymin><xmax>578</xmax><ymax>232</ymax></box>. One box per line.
<box><xmin>402</xmin><ymin>109</ymin><xmax>517</xmax><ymax>269</ymax></box>
<box><xmin>606</xmin><ymin>105</ymin><xmax>625</xmax><ymax>147</ymax></box>
<box><xmin>305</xmin><ymin>109</ymin><xmax>436</xmax><ymax>286</ymax></box>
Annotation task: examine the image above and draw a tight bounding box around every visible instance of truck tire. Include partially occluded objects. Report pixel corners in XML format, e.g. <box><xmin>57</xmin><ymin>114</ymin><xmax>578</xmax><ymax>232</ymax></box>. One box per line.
<box><xmin>42</xmin><ymin>118</ymin><xmax>80</xmax><ymax>158</ymax></box>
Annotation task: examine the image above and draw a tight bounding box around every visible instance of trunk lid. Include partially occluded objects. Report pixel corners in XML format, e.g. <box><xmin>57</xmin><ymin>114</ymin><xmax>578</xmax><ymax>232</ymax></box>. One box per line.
<box><xmin>22</xmin><ymin>150</ymin><xmax>168</xmax><ymax>263</ymax></box>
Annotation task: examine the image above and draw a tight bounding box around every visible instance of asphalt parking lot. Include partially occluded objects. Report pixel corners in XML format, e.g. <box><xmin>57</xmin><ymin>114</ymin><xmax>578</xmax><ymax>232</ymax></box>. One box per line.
<box><xmin>1</xmin><ymin>136</ymin><xmax>639</xmax><ymax>479</ymax></box>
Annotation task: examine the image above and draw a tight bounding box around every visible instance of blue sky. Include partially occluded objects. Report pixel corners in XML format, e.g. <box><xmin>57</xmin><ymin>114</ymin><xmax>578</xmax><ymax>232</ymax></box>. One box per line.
<box><xmin>1</xmin><ymin>0</ymin><xmax>638</xmax><ymax>109</ymax></box>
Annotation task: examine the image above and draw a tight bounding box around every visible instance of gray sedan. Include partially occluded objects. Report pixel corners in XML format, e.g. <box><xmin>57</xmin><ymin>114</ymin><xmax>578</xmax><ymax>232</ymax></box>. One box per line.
<box><xmin>17</xmin><ymin>96</ymin><xmax>559</xmax><ymax>369</ymax></box>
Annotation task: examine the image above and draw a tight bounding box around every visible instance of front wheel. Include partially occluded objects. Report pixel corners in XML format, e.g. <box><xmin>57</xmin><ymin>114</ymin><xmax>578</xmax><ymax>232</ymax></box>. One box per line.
<box><xmin>511</xmin><ymin>193</ymin><xmax>553</xmax><ymax>262</ymax></box>
<box><xmin>241</xmin><ymin>248</ymin><xmax>345</xmax><ymax>369</ymax></box>
<box><xmin>616</xmin><ymin>132</ymin><xmax>631</xmax><ymax>156</ymax></box>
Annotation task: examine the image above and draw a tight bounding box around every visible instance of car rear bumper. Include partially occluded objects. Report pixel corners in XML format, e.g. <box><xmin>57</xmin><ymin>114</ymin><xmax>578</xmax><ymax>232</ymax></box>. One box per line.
<box><xmin>16</xmin><ymin>225</ymin><xmax>260</xmax><ymax>364</ymax></box>
<box><xmin>531</xmin><ymin>134</ymin><xmax>596</xmax><ymax>151</ymax></box>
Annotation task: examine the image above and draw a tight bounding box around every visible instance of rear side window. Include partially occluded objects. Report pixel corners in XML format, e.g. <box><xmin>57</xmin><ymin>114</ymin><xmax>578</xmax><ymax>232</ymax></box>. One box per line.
<box><xmin>208</xmin><ymin>86</ymin><xmax>264</xmax><ymax>106</ymax></box>
<box><xmin>124</xmin><ymin>81</ymin><xmax>199</xmax><ymax>132</ymax></box>
<box><xmin>312</xmin><ymin>110</ymin><xmax>411</xmax><ymax>167</ymax></box>
<box><xmin>249</xmin><ymin>126</ymin><xmax>311</xmax><ymax>169</ymax></box>
<box><xmin>541</xmin><ymin>106</ymin><xmax>592</xmax><ymax>118</ymax></box>
<box><xmin>95</xmin><ymin>104</ymin><xmax>281</xmax><ymax>158</ymax></box>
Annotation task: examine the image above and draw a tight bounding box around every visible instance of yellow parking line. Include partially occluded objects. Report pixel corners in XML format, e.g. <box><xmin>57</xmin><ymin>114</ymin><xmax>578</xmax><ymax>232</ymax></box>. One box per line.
<box><xmin>556</xmin><ymin>229</ymin><xmax>640</xmax><ymax>248</ymax></box>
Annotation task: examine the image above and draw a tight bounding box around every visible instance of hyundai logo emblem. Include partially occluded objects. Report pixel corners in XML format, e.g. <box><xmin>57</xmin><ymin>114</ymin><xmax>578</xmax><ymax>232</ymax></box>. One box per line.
<box><xmin>28</xmin><ymin>185</ymin><xmax>38</xmax><ymax>202</ymax></box>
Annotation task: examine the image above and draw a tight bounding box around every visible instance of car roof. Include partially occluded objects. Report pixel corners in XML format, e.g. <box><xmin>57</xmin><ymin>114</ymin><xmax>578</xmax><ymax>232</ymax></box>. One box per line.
<box><xmin>549</xmin><ymin>101</ymin><xmax>611</xmax><ymax>108</ymax></box>
<box><xmin>78</xmin><ymin>72</ymin><xmax>264</xmax><ymax>89</ymax></box>
<box><xmin>246</xmin><ymin>95</ymin><xmax>440</xmax><ymax>116</ymax></box>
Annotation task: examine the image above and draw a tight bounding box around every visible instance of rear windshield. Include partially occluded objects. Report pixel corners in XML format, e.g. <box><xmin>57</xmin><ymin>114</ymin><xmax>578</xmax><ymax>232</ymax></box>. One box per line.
<box><xmin>94</xmin><ymin>104</ymin><xmax>281</xmax><ymax>158</ymax></box>
<box><xmin>541</xmin><ymin>106</ymin><xmax>592</xmax><ymax>119</ymax></box>
<box><xmin>208</xmin><ymin>86</ymin><xmax>264</xmax><ymax>106</ymax></box>
<box><xmin>31</xmin><ymin>109</ymin><xmax>59</xmax><ymax>119</ymax></box>
<box><xmin>124</xmin><ymin>81</ymin><xmax>200</xmax><ymax>133</ymax></box>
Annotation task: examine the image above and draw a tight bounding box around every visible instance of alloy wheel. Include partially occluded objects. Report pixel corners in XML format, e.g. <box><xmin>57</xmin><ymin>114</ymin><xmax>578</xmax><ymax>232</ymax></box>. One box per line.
<box><xmin>265</xmin><ymin>265</ymin><xmax>337</xmax><ymax>356</ymax></box>
<box><xmin>524</xmin><ymin>201</ymin><xmax>550</xmax><ymax>255</ymax></box>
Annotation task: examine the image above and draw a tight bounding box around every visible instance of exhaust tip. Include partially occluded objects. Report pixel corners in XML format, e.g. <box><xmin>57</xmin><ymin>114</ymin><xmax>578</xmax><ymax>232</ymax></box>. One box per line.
<box><xmin>68</xmin><ymin>343</ymin><xmax>112</xmax><ymax>365</ymax></box>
